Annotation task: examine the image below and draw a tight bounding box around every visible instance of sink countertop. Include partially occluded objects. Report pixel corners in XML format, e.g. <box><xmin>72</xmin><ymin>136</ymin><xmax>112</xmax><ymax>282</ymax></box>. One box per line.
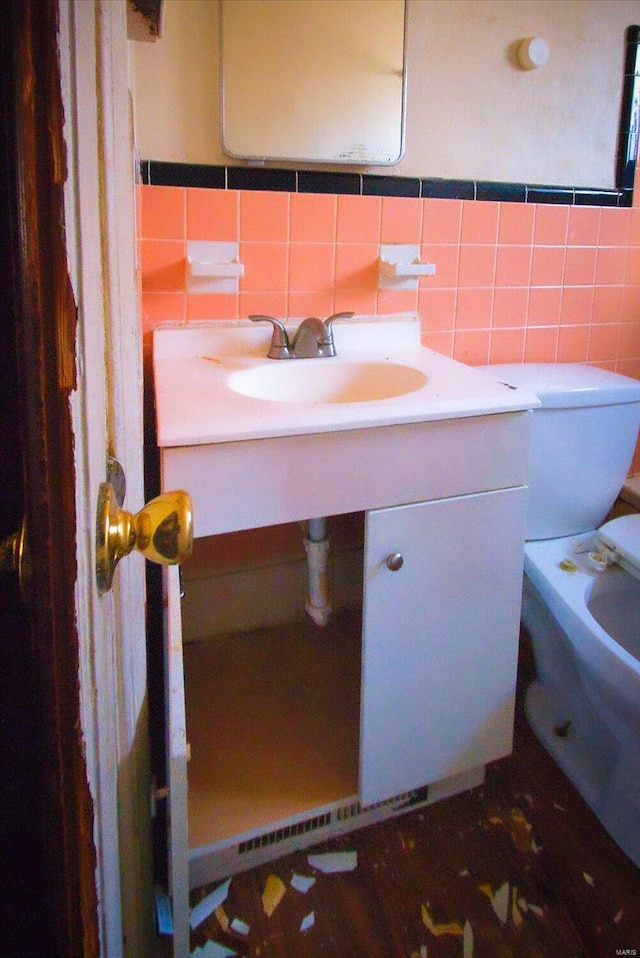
<box><xmin>154</xmin><ymin>316</ymin><xmax>540</xmax><ymax>447</ymax></box>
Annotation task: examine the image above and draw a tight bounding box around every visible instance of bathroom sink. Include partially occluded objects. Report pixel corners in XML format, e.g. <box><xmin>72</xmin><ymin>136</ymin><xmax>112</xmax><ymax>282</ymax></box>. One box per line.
<box><xmin>154</xmin><ymin>315</ymin><xmax>539</xmax><ymax>447</ymax></box>
<box><xmin>228</xmin><ymin>360</ymin><xmax>427</xmax><ymax>404</ymax></box>
<box><xmin>154</xmin><ymin>315</ymin><xmax>540</xmax><ymax>535</ymax></box>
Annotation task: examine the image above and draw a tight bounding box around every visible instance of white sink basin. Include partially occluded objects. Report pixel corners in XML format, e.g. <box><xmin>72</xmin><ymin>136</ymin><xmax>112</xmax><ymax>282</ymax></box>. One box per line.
<box><xmin>228</xmin><ymin>360</ymin><xmax>427</xmax><ymax>404</ymax></box>
<box><xmin>154</xmin><ymin>316</ymin><xmax>539</xmax><ymax>446</ymax></box>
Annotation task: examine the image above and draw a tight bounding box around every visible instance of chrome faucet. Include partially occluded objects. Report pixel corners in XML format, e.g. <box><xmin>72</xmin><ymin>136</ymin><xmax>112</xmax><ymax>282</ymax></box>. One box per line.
<box><xmin>248</xmin><ymin>312</ymin><xmax>354</xmax><ymax>359</ymax></box>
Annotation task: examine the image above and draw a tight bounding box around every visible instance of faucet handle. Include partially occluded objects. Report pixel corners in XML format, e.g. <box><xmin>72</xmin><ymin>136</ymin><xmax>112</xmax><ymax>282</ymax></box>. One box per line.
<box><xmin>324</xmin><ymin>311</ymin><xmax>355</xmax><ymax>334</ymax></box>
<box><xmin>248</xmin><ymin>314</ymin><xmax>291</xmax><ymax>359</ymax></box>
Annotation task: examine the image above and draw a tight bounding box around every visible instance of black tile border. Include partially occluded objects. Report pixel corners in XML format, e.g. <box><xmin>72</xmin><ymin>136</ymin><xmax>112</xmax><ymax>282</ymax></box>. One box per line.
<box><xmin>298</xmin><ymin>171</ymin><xmax>360</xmax><ymax>194</ymax></box>
<box><xmin>141</xmin><ymin>25</ymin><xmax>640</xmax><ymax>209</ymax></box>
<box><xmin>362</xmin><ymin>174</ymin><xmax>420</xmax><ymax>197</ymax></box>
<box><xmin>227</xmin><ymin>166</ymin><xmax>296</xmax><ymax>192</ymax></box>
<box><xmin>141</xmin><ymin>161</ymin><xmax>226</xmax><ymax>189</ymax></box>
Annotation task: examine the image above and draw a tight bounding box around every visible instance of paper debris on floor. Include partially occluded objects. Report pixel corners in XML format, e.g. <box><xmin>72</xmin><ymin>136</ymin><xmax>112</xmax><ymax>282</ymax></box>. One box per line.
<box><xmin>230</xmin><ymin>917</ymin><xmax>250</xmax><ymax>936</ymax></box>
<box><xmin>463</xmin><ymin>919</ymin><xmax>473</xmax><ymax>957</ymax></box>
<box><xmin>583</xmin><ymin>872</ymin><xmax>595</xmax><ymax>886</ymax></box>
<box><xmin>154</xmin><ymin>886</ymin><xmax>173</xmax><ymax>935</ymax></box>
<box><xmin>509</xmin><ymin>808</ymin><xmax>534</xmax><ymax>852</ymax></box>
<box><xmin>190</xmin><ymin>943</ymin><xmax>235</xmax><ymax>958</ymax></box>
<box><xmin>262</xmin><ymin>873</ymin><xmax>287</xmax><ymax>916</ymax></box>
<box><xmin>421</xmin><ymin>903</ymin><xmax>464</xmax><ymax>936</ymax></box>
<box><xmin>291</xmin><ymin>872</ymin><xmax>316</xmax><ymax>894</ymax></box>
<box><xmin>307</xmin><ymin>850</ymin><xmax>358</xmax><ymax>873</ymax></box>
<box><xmin>300</xmin><ymin>910</ymin><xmax>315</xmax><ymax>932</ymax></box>
<box><xmin>478</xmin><ymin>883</ymin><xmax>492</xmax><ymax>903</ymax></box>
<box><xmin>190</xmin><ymin>879</ymin><xmax>231</xmax><ymax>930</ymax></box>
<box><xmin>511</xmin><ymin>887</ymin><xmax>523</xmax><ymax>928</ymax></box>
<box><xmin>492</xmin><ymin>882</ymin><xmax>510</xmax><ymax>925</ymax></box>
<box><xmin>614</xmin><ymin>907</ymin><xmax>624</xmax><ymax>923</ymax></box>
<box><xmin>215</xmin><ymin>905</ymin><xmax>229</xmax><ymax>933</ymax></box>
<box><xmin>399</xmin><ymin>833</ymin><xmax>416</xmax><ymax>852</ymax></box>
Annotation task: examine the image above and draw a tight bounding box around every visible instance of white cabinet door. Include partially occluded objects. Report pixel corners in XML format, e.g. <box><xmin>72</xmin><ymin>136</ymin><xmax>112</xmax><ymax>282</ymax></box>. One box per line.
<box><xmin>360</xmin><ymin>486</ymin><xmax>528</xmax><ymax>807</ymax></box>
<box><xmin>164</xmin><ymin>565</ymin><xmax>190</xmax><ymax>956</ymax></box>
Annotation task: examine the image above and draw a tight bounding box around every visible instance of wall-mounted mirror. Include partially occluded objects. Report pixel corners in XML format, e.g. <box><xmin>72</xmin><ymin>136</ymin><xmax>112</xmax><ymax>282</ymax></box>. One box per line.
<box><xmin>220</xmin><ymin>0</ymin><xmax>406</xmax><ymax>165</ymax></box>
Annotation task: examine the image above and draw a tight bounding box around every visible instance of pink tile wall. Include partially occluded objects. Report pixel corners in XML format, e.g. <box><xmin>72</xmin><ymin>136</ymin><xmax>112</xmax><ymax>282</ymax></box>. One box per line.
<box><xmin>140</xmin><ymin>185</ymin><xmax>640</xmax><ymax>388</ymax></box>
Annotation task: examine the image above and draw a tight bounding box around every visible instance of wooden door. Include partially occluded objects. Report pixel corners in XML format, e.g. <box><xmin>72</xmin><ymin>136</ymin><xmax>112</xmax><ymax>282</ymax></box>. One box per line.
<box><xmin>1</xmin><ymin>1</ymin><xmax>153</xmax><ymax>955</ymax></box>
<box><xmin>360</xmin><ymin>487</ymin><xmax>528</xmax><ymax>807</ymax></box>
<box><xmin>0</xmin><ymin>2</ymin><xmax>99</xmax><ymax>953</ymax></box>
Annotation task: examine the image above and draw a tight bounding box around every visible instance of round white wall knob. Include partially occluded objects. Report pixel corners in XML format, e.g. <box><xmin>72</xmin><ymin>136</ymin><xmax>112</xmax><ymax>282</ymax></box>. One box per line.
<box><xmin>517</xmin><ymin>37</ymin><xmax>549</xmax><ymax>70</ymax></box>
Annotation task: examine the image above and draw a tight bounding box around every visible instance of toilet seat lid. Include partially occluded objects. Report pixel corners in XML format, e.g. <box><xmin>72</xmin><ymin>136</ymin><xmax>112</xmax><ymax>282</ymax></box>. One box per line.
<box><xmin>597</xmin><ymin>514</ymin><xmax>640</xmax><ymax>571</ymax></box>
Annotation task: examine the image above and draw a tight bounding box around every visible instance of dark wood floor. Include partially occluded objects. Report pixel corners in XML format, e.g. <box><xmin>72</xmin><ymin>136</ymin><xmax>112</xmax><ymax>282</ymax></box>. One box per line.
<box><xmin>177</xmin><ymin>631</ymin><xmax>640</xmax><ymax>957</ymax></box>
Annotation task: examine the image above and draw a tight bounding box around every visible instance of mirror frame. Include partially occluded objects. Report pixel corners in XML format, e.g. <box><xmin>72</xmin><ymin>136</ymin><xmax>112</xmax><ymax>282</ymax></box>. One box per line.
<box><xmin>219</xmin><ymin>0</ymin><xmax>408</xmax><ymax>167</ymax></box>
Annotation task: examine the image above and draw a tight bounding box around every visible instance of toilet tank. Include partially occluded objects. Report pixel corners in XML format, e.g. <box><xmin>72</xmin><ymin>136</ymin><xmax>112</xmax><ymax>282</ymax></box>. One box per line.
<box><xmin>485</xmin><ymin>363</ymin><xmax>640</xmax><ymax>539</ymax></box>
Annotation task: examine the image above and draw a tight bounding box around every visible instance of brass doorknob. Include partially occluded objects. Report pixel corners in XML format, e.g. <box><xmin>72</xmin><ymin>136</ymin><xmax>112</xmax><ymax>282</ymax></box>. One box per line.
<box><xmin>0</xmin><ymin>517</ymin><xmax>32</xmax><ymax>603</ymax></box>
<box><xmin>96</xmin><ymin>483</ymin><xmax>193</xmax><ymax>594</ymax></box>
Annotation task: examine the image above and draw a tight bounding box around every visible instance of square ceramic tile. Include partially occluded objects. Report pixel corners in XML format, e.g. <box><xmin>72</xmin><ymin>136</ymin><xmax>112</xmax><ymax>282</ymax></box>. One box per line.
<box><xmin>422</xmin><ymin>199</ymin><xmax>463</xmax><ymax>245</ymax></box>
<box><xmin>240</xmin><ymin>191</ymin><xmax>290</xmax><ymax>242</ymax></box>
<box><xmin>140</xmin><ymin>239</ymin><xmax>186</xmax><ymax>292</ymax></box>
<box><xmin>141</xmin><ymin>186</ymin><xmax>185</xmax><ymax>240</ymax></box>
<box><xmin>290</xmin><ymin>193</ymin><xmax>337</xmax><ymax>243</ymax></box>
<box><xmin>288</xmin><ymin>243</ymin><xmax>335</xmax><ymax>292</ymax></box>
<box><xmin>497</xmin><ymin>202</ymin><xmax>535</xmax><ymax>245</ymax></box>
<box><xmin>457</xmin><ymin>245</ymin><xmax>496</xmax><ymax>287</ymax></box>
<box><xmin>533</xmin><ymin>205</ymin><xmax>569</xmax><ymax>246</ymax></box>
<box><xmin>489</xmin><ymin>327</ymin><xmax>525</xmax><ymax>363</ymax></box>
<box><xmin>492</xmin><ymin>287</ymin><xmax>529</xmax><ymax>328</ymax></box>
<box><xmin>524</xmin><ymin>326</ymin><xmax>558</xmax><ymax>362</ymax></box>
<box><xmin>460</xmin><ymin>200</ymin><xmax>499</xmax><ymax>245</ymax></box>
<box><xmin>187</xmin><ymin>188</ymin><xmax>239</xmax><ymax>242</ymax></box>
<box><xmin>380</xmin><ymin>196</ymin><xmax>422</xmax><ymax>243</ymax></box>
<box><xmin>495</xmin><ymin>246</ymin><xmax>532</xmax><ymax>287</ymax></box>
<box><xmin>528</xmin><ymin>287</ymin><xmax>562</xmax><ymax>326</ymax></box>
<box><xmin>336</xmin><ymin>195</ymin><xmax>381</xmax><ymax>243</ymax></box>
<box><xmin>452</xmin><ymin>329</ymin><xmax>490</xmax><ymax>365</ymax></box>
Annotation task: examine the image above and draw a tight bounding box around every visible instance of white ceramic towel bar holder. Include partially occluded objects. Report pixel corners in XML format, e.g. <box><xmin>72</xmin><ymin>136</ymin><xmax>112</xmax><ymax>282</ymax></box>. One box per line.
<box><xmin>187</xmin><ymin>240</ymin><xmax>245</xmax><ymax>293</ymax></box>
<box><xmin>378</xmin><ymin>244</ymin><xmax>436</xmax><ymax>289</ymax></box>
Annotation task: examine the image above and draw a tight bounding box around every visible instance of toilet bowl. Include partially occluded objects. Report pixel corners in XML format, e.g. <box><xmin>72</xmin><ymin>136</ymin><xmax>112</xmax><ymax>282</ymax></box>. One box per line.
<box><xmin>486</xmin><ymin>363</ymin><xmax>640</xmax><ymax>868</ymax></box>
<box><xmin>522</xmin><ymin>519</ymin><xmax>640</xmax><ymax>867</ymax></box>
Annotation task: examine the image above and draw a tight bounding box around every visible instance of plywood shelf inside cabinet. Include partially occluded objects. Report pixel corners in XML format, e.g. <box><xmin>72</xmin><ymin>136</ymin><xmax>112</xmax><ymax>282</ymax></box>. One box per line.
<box><xmin>184</xmin><ymin>610</ymin><xmax>362</xmax><ymax>848</ymax></box>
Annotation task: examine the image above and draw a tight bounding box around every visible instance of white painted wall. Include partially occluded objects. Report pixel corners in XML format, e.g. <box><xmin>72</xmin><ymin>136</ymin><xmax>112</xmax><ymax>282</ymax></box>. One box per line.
<box><xmin>131</xmin><ymin>0</ymin><xmax>640</xmax><ymax>188</ymax></box>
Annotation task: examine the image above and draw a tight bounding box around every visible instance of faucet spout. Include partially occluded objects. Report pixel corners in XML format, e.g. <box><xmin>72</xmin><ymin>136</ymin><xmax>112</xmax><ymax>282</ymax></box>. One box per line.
<box><xmin>249</xmin><ymin>311</ymin><xmax>354</xmax><ymax>359</ymax></box>
<box><xmin>291</xmin><ymin>317</ymin><xmax>333</xmax><ymax>358</ymax></box>
<box><xmin>290</xmin><ymin>312</ymin><xmax>354</xmax><ymax>358</ymax></box>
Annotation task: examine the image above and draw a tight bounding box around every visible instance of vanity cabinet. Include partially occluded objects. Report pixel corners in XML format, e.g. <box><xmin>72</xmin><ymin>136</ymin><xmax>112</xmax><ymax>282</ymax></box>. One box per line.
<box><xmin>153</xmin><ymin>319</ymin><xmax>538</xmax><ymax>953</ymax></box>
<box><xmin>361</xmin><ymin>487</ymin><xmax>526</xmax><ymax>806</ymax></box>
<box><xmin>160</xmin><ymin>416</ymin><xmax>530</xmax><ymax>955</ymax></box>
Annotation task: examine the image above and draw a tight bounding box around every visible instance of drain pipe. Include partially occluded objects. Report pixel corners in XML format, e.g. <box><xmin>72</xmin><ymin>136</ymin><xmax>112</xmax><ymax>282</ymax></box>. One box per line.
<box><xmin>303</xmin><ymin>517</ymin><xmax>332</xmax><ymax>627</ymax></box>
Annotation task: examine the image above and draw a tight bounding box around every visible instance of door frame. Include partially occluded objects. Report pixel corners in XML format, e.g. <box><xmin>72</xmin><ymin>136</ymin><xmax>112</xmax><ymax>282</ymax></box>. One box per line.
<box><xmin>60</xmin><ymin>0</ymin><xmax>152</xmax><ymax>953</ymax></box>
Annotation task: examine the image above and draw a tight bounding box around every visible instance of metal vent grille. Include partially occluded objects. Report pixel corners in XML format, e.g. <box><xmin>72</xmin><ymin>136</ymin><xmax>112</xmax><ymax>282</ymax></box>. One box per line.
<box><xmin>335</xmin><ymin>787</ymin><xmax>426</xmax><ymax>821</ymax></box>
<box><xmin>239</xmin><ymin>812</ymin><xmax>332</xmax><ymax>855</ymax></box>
<box><xmin>237</xmin><ymin>787</ymin><xmax>431</xmax><ymax>857</ymax></box>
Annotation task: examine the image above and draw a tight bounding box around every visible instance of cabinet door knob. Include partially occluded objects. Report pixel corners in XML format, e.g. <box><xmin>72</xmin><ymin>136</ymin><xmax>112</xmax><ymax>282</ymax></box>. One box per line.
<box><xmin>385</xmin><ymin>552</ymin><xmax>404</xmax><ymax>571</ymax></box>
